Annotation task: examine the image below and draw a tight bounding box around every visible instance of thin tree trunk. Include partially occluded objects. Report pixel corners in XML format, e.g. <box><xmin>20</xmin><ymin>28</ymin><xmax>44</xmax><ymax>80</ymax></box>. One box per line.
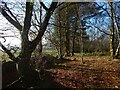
<box><xmin>65</xmin><ymin>18</ymin><xmax>70</xmax><ymax>56</ymax></box>
<box><xmin>109</xmin><ymin>2</ymin><xmax>116</xmax><ymax>58</ymax></box>
<box><xmin>76</xmin><ymin>5</ymin><xmax>83</xmax><ymax>63</ymax></box>
<box><xmin>115</xmin><ymin>42</ymin><xmax>120</xmax><ymax>57</ymax></box>
<box><xmin>66</xmin><ymin>28</ymin><xmax>70</xmax><ymax>56</ymax></box>
<box><xmin>72</xmin><ymin>25</ymin><xmax>77</xmax><ymax>56</ymax></box>
<box><xmin>58</xmin><ymin>12</ymin><xmax>63</xmax><ymax>59</ymax></box>
<box><xmin>80</xmin><ymin>29</ymin><xmax>84</xmax><ymax>64</ymax></box>
<box><xmin>65</xmin><ymin>7</ymin><xmax>70</xmax><ymax>56</ymax></box>
<box><xmin>114</xmin><ymin>7</ymin><xmax>120</xmax><ymax>58</ymax></box>
<box><xmin>72</xmin><ymin>35</ymin><xmax>75</xmax><ymax>56</ymax></box>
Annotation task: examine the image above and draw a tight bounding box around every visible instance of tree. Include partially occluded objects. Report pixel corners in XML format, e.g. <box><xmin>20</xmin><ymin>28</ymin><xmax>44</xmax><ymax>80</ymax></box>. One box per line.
<box><xmin>71</xmin><ymin>17</ymin><xmax>78</xmax><ymax>56</ymax></box>
<box><xmin>94</xmin><ymin>2</ymin><xmax>120</xmax><ymax>58</ymax></box>
<box><xmin>114</xmin><ymin>2</ymin><xmax>120</xmax><ymax>58</ymax></box>
<box><xmin>48</xmin><ymin>2</ymin><xmax>102</xmax><ymax>58</ymax></box>
<box><xmin>0</xmin><ymin>1</ymin><xmax>57</xmax><ymax>87</ymax></box>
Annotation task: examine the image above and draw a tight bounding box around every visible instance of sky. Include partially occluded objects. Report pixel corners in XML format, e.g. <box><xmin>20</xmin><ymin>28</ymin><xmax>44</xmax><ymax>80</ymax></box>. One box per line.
<box><xmin>0</xmin><ymin>14</ymin><xmax>21</xmax><ymax>47</ymax></box>
<box><xmin>0</xmin><ymin>13</ymin><xmax>47</xmax><ymax>48</ymax></box>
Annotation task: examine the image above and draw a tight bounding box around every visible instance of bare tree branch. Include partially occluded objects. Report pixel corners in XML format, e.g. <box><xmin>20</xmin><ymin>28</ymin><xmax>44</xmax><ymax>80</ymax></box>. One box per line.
<box><xmin>3</xmin><ymin>2</ymin><xmax>19</xmax><ymax>23</ymax></box>
<box><xmin>22</xmin><ymin>2</ymin><xmax>34</xmax><ymax>42</ymax></box>
<box><xmin>39</xmin><ymin>1</ymin><xmax>48</xmax><ymax>11</ymax></box>
<box><xmin>94</xmin><ymin>2</ymin><xmax>111</xmax><ymax>17</ymax></box>
<box><xmin>0</xmin><ymin>42</ymin><xmax>19</xmax><ymax>63</ymax></box>
<box><xmin>88</xmin><ymin>21</ymin><xmax>111</xmax><ymax>36</ymax></box>
<box><xmin>56</xmin><ymin>2</ymin><xmax>64</xmax><ymax>9</ymax></box>
<box><xmin>1</xmin><ymin>2</ymin><xmax>22</xmax><ymax>31</ymax></box>
<box><xmin>94</xmin><ymin>25</ymin><xmax>111</xmax><ymax>36</ymax></box>
<box><xmin>32</xmin><ymin>2</ymin><xmax>58</xmax><ymax>46</ymax></box>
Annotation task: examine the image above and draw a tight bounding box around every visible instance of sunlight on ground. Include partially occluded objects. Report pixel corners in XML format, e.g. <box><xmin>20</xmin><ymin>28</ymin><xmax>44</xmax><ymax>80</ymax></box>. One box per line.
<box><xmin>47</xmin><ymin>56</ymin><xmax>120</xmax><ymax>88</ymax></box>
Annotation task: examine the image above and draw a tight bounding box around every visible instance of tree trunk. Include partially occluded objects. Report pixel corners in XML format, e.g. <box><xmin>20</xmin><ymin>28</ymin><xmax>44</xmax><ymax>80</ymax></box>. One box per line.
<box><xmin>115</xmin><ymin>42</ymin><xmax>120</xmax><ymax>57</ymax></box>
<box><xmin>36</xmin><ymin>40</ymin><xmax>43</xmax><ymax>70</ymax></box>
<box><xmin>109</xmin><ymin>2</ymin><xmax>116</xmax><ymax>58</ymax></box>
<box><xmin>66</xmin><ymin>29</ymin><xmax>70</xmax><ymax>56</ymax></box>
<box><xmin>58</xmin><ymin>10</ymin><xmax>63</xmax><ymax>59</ymax></box>
<box><xmin>72</xmin><ymin>25</ymin><xmax>77</xmax><ymax>56</ymax></box>
<box><xmin>80</xmin><ymin>29</ymin><xmax>84</xmax><ymax>64</ymax></box>
<box><xmin>110</xmin><ymin>33</ymin><xmax>115</xmax><ymax>57</ymax></box>
<box><xmin>72</xmin><ymin>35</ymin><xmax>75</xmax><ymax>56</ymax></box>
<box><xmin>18</xmin><ymin>42</ymin><xmax>40</xmax><ymax>86</ymax></box>
<box><xmin>65</xmin><ymin>19</ymin><xmax>70</xmax><ymax>56</ymax></box>
<box><xmin>114</xmin><ymin>5</ymin><xmax>120</xmax><ymax>58</ymax></box>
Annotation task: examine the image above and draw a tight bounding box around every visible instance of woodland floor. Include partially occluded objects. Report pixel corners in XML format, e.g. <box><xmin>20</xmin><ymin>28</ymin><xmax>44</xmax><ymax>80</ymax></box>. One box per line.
<box><xmin>44</xmin><ymin>56</ymin><xmax>120</xmax><ymax>89</ymax></box>
<box><xmin>2</xmin><ymin>56</ymin><xmax>120</xmax><ymax>89</ymax></box>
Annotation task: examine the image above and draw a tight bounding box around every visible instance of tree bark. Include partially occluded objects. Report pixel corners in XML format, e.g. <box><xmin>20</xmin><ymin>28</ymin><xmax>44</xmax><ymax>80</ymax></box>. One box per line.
<box><xmin>18</xmin><ymin>49</ymin><xmax>40</xmax><ymax>86</ymax></box>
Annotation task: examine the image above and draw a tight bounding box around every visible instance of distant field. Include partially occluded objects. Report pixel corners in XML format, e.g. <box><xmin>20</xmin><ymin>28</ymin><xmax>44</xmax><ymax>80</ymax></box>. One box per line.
<box><xmin>43</xmin><ymin>50</ymin><xmax>110</xmax><ymax>57</ymax></box>
<box><xmin>43</xmin><ymin>50</ymin><xmax>58</xmax><ymax>56</ymax></box>
<box><xmin>0</xmin><ymin>49</ymin><xmax>114</xmax><ymax>62</ymax></box>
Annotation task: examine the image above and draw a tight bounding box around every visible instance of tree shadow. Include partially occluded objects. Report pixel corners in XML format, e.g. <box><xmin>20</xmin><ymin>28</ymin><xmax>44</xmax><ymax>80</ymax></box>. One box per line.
<box><xmin>42</xmin><ymin>55</ymin><xmax>74</xmax><ymax>69</ymax></box>
<box><xmin>2</xmin><ymin>55</ymin><xmax>72</xmax><ymax>89</ymax></box>
<box><xmin>37</xmin><ymin>70</ymin><xmax>67</xmax><ymax>89</ymax></box>
<box><xmin>2</xmin><ymin>60</ymin><xmax>68</xmax><ymax>89</ymax></box>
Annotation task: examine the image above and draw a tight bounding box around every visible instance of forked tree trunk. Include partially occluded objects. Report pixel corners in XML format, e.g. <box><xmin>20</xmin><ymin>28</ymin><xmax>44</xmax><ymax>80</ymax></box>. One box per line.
<box><xmin>17</xmin><ymin>2</ymin><xmax>58</xmax><ymax>85</ymax></box>
<box><xmin>18</xmin><ymin>40</ymin><xmax>40</xmax><ymax>86</ymax></box>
